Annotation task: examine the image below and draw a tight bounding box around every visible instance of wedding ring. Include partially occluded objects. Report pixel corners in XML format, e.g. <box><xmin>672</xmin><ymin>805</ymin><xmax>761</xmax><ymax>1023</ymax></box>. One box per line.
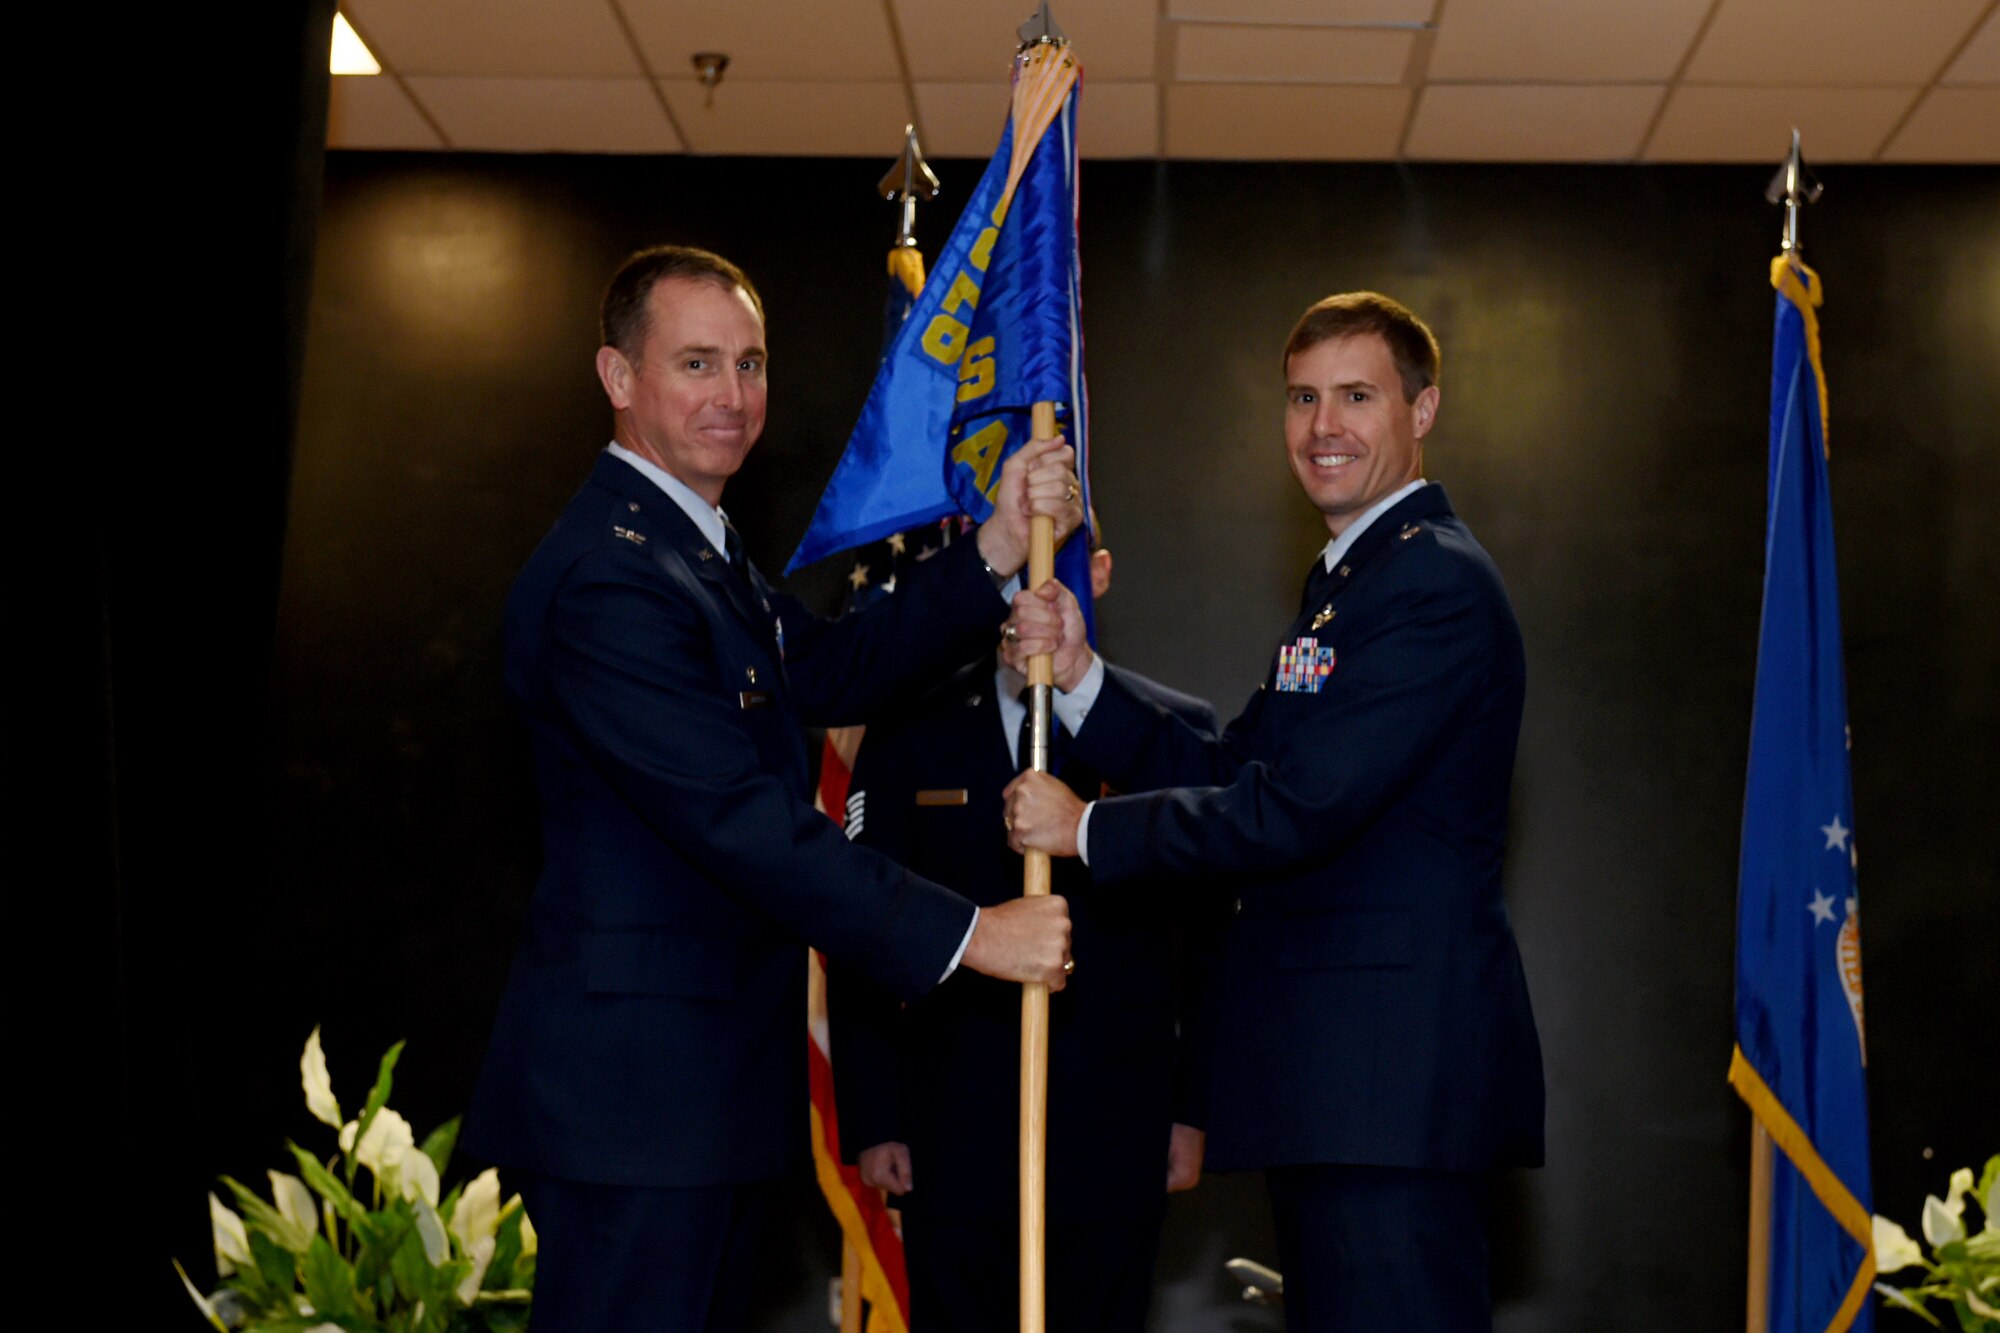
<box><xmin>1064</xmin><ymin>481</ymin><xmax>1079</xmax><ymax>502</ymax></box>
<box><xmin>1004</xmin><ymin>815</ymin><xmax>1014</xmax><ymax>831</ymax></box>
<box><xmin>1063</xmin><ymin>958</ymin><xmax>1076</xmax><ymax>975</ymax></box>
<box><xmin>1003</xmin><ymin>624</ymin><xmax>1020</xmax><ymax>642</ymax></box>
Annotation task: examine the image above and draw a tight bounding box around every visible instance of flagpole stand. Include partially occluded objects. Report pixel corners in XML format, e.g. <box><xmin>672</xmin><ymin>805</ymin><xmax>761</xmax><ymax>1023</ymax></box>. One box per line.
<box><xmin>1019</xmin><ymin>399</ymin><xmax>1059</xmax><ymax>1333</ymax></box>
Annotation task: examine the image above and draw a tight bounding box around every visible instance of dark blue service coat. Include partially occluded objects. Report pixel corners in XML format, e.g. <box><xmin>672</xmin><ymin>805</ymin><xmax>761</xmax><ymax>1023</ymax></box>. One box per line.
<box><xmin>827</xmin><ymin>658</ymin><xmax>1223</xmax><ymax>1222</ymax></box>
<box><xmin>465</xmin><ymin>453</ymin><xmax>1004</xmax><ymax>1188</ymax></box>
<box><xmin>1072</xmin><ymin>484</ymin><xmax>1545</xmax><ymax>1174</ymax></box>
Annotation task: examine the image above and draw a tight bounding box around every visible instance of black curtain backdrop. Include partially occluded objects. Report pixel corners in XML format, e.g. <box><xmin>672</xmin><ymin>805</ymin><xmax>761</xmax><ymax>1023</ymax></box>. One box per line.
<box><xmin>85</xmin><ymin>0</ymin><xmax>337</xmax><ymax>1321</ymax></box>
<box><xmin>120</xmin><ymin>119</ymin><xmax>1995</xmax><ymax>1330</ymax></box>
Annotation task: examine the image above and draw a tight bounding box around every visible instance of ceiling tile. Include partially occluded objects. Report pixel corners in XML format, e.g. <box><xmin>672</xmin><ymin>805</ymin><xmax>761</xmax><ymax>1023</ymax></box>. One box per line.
<box><xmin>1684</xmin><ymin>0</ymin><xmax>1991</xmax><ymax>86</ymax></box>
<box><xmin>1164</xmin><ymin>83</ymin><xmax>1410</xmax><ymax>158</ymax></box>
<box><xmin>891</xmin><ymin>0</ymin><xmax>1158</xmax><ymax>82</ymax></box>
<box><xmin>1879</xmin><ymin>87</ymin><xmax>2000</xmax><ymax>160</ymax></box>
<box><xmin>1428</xmin><ymin>0</ymin><xmax>1712</xmax><ymax>82</ymax></box>
<box><xmin>1645</xmin><ymin>85</ymin><xmax>1915</xmax><ymax>161</ymax></box>
<box><xmin>623</xmin><ymin>0</ymin><xmax>900</xmax><ymax>82</ymax></box>
<box><xmin>406</xmin><ymin>78</ymin><xmax>683</xmax><ymax>153</ymax></box>
<box><xmin>327</xmin><ymin>77</ymin><xmax>444</xmax><ymax>149</ymax></box>
<box><xmin>1943</xmin><ymin>9</ymin><xmax>1999</xmax><ymax>84</ymax></box>
<box><xmin>915</xmin><ymin>80</ymin><xmax>1158</xmax><ymax>157</ymax></box>
<box><xmin>1175</xmin><ymin>24</ymin><xmax>1412</xmax><ymax>83</ymax></box>
<box><xmin>1167</xmin><ymin>0</ymin><xmax>1434</xmax><ymax>25</ymax></box>
<box><xmin>1406</xmin><ymin>84</ymin><xmax>1662</xmax><ymax>159</ymax></box>
<box><xmin>660</xmin><ymin>80</ymin><xmax>913</xmax><ymax>154</ymax></box>
<box><xmin>341</xmin><ymin>0</ymin><xmax>638</xmax><ymax>77</ymax></box>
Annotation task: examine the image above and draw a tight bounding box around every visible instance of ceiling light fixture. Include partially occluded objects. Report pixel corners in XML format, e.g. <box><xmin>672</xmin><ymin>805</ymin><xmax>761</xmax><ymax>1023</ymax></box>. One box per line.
<box><xmin>691</xmin><ymin>52</ymin><xmax>729</xmax><ymax>108</ymax></box>
<box><xmin>331</xmin><ymin>13</ymin><xmax>381</xmax><ymax>76</ymax></box>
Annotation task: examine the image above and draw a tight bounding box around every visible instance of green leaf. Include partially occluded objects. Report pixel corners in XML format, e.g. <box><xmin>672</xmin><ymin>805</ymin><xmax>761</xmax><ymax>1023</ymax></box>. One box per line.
<box><xmin>1879</xmin><ymin>1281</ymin><xmax>1945</xmax><ymax>1326</ymax></box>
<box><xmin>418</xmin><ymin>1116</ymin><xmax>460</xmax><ymax>1179</ymax></box>
<box><xmin>290</xmin><ymin>1143</ymin><xmax>373</xmax><ymax>1231</ymax></box>
<box><xmin>355</xmin><ymin>1204</ymin><xmax>416</xmax><ymax>1296</ymax></box>
<box><xmin>222</xmin><ymin>1175</ymin><xmax>314</xmax><ymax>1256</ymax></box>
<box><xmin>486</xmin><ymin>1207</ymin><xmax>525</xmax><ymax>1290</ymax></box>
<box><xmin>249</xmin><ymin>1227</ymin><xmax>297</xmax><ymax>1292</ymax></box>
<box><xmin>302</xmin><ymin>1233</ymin><xmax>359</xmax><ymax>1319</ymax></box>
<box><xmin>349</xmin><ymin>1041</ymin><xmax>407</xmax><ymax>1174</ymax></box>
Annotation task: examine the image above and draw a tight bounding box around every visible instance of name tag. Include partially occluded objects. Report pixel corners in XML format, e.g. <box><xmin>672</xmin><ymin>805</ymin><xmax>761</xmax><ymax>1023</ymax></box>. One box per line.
<box><xmin>739</xmin><ymin>691</ymin><xmax>771</xmax><ymax>710</ymax></box>
<box><xmin>915</xmin><ymin>789</ymin><xmax>969</xmax><ymax>807</ymax></box>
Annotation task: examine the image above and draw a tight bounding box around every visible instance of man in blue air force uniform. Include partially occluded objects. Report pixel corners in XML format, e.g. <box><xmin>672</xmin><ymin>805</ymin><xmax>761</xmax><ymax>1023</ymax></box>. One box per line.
<box><xmin>1003</xmin><ymin>294</ymin><xmax>1544</xmax><ymax>1332</ymax></box>
<box><xmin>464</xmin><ymin>246</ymin><xmax>1083</xmax><ymax>1331</ymax></box>
<box><xmin>827</xmin><ymin>528</ymin><xmax>1226</xmax><ymax>1333</ymax></box>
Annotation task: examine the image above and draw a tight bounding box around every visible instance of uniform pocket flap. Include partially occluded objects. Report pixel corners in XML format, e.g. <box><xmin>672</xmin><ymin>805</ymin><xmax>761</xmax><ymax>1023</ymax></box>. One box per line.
<box><xmin>583</xmin><ymin>929</ymin><xmax>740</xmax><ymax>999</ymax></box>
<box><xmin>1274</xmin><ymin>907</ymin><xmax>1413</xmax><ymax>971</ymax></box>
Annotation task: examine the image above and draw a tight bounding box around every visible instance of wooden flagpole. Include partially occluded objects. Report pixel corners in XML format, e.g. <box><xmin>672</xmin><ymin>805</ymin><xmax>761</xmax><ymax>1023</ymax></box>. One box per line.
<box><xmin>1019</xmin><ymin>400</ymin><xmax>1059</xmax><ymax>1333</ymax></box>
<box><xmin>1746</xmin><ymin>1122</ymin><xmax>1773</xmax><ymax>1333</ymax></box>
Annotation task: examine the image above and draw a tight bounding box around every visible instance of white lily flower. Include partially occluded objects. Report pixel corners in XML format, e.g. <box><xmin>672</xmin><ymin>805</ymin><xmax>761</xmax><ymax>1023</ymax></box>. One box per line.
<box><xmin>1874</xmin><ymin>1214</ymin><xmax>1925</xmax><ymax>1274</ymax></box>
<box><xmin>174</xmin><ymin>1258</ymin><xmax>227</xmax><ymax>1331</ymax></box>
<box><xmin>413</xmin><ymin>1197</ymin><xmax>450</xmax><ymax>1266</ymax></box>
<box><xmin>1942</xmin><ymin>1168</ymin><xmax>1975</xmax><ymax>1222</ymax></box>
<box><xmin>455</xmin><ymin>1234</ymin><xmax>497</xmax><ymax>1305</ymax></box>
<box><xmin>339</xmin><ymin>1106</ymin><xmax>416</xmax><ymax>1180</ymax></box>
<box><xmin>300</xmin><ymin>1027</ymin><xmax>342</xmax><ymax>1128</ymax></box>
<box><xmin>268</xmin><ymin>1171</ymin><xmax>319</xmax><ymax>1248</ymax></box>
<box><xmin>209</xmin><ymin>1192</ymin><xmax>250</xmax><ymax>1277</ymax></box>
<box><xmin>1923</xmin><ymin>1194</ymin><xmax>1966</xmax><ymax>1248</ymax></box>
<box><xmin>398</xmin><ymin>1147</ymin><xmax>441</xmax><ymax>1207</ymax></box>
<box><xmin>504</xmin><ymin>1194</ymin><xmax>537</xmax><ymax>1256</ymax></box>
<box><xmin>452</xmin><ymin>1168</ymin><xmax>502</xmax><ymax>1248</ymax></box>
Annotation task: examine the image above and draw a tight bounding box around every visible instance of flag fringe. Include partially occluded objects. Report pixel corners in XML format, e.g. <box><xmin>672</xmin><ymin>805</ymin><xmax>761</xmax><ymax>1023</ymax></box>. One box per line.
<box><xmin>809</xmin><ymin>1101</ymin><xmax>910</xmax><ymax>1333</ymax></box>
<box><xmin>1771</xmin><ymin>256</ymin><xmax>1831</xmax><ymax>457</ymax></box>
<box><xmin>1728</xmin><ymin>1045</ymin><xmax>1877</xmax><ymax>1331</ymax></box>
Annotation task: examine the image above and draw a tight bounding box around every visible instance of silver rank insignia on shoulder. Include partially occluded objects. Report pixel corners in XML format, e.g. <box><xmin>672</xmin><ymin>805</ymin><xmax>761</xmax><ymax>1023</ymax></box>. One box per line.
<box><xmin>612</xmin><ymin>526</ymin><xmax>646</xmax><ymax>545</ymax></box>
<box><xmin>1399</xmin><ymin>522</ymin><xmax>1422</xmax><ymax>541</ymax></box>
<box><xmin>697</xmin><ymin>548</ymin><xmax>715</xmax><ymax>561</ymax></box>
<box><xmin>1310</xmin><ymin>605</ymin><xmax>1335</xmax><ymax>631</ymax></box>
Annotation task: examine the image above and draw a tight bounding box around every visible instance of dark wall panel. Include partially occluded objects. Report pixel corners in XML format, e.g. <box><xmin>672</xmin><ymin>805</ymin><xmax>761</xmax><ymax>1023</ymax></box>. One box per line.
<box><xmin>238</xmin><ymin>152</ymin><xmax>1999</xmax><ymax>1331</ymax></box>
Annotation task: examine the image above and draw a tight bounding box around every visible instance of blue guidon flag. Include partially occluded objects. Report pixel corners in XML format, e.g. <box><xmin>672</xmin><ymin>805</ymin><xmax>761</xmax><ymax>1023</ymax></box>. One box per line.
<box><xmin>788</xmin><ymin>39</ymin><xmax>1095</xmax><ymax>639</ymax></box>
<box><xmin>1731</xmin><ymin>254</ymin><xmax>1875</xmax><ymax>1333</ymax></box>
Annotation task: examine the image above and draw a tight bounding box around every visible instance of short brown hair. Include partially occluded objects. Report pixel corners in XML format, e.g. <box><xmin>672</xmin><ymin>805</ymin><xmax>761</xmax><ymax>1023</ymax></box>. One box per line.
<box><xmin>1283</xmin><ymin>292</ymin><xmax>1440</xmax><ymax>402</ymax></box>
<box><xmin>601</xmin><ymin>245</ymin><xmax>764</xmax><ymax>358</ymax></box>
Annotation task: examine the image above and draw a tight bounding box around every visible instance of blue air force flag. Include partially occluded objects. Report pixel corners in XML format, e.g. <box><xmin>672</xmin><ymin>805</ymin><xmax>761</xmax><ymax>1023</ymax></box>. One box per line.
<box><xmin>1730</xmin><ymin>255</ymin><xmax>1875</xmax><ymax>1333</ymax></box>
<box><xmin>789</xmin><ymin>42</ymin><xmax>1095</xmax><ymax>639</ymax></box>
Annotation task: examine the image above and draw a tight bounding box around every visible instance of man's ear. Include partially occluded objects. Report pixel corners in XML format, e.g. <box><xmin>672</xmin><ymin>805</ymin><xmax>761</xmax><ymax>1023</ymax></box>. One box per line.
<box><xmin>1412</xmin><ymin>384</ymin><xmax>1440</xmax><ymax>439</ymax></box>
<box><xmin>1090</xmin><ymin>547</ymin><xmax>1113</xmax><ymax>600</ymax></box>
<box><xmin>596</xmin><ymin>345</ymin><xmax>634</xmax><ymax>411</ymax></box>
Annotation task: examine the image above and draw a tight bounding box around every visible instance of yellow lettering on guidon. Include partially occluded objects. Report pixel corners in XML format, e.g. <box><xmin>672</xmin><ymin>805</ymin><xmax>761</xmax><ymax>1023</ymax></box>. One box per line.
<box><xmin>920</xmin><ymin>271</ymin><xmax>985</xmax><ymax>368</ymax></box>
<box><xmin>969</xmin><ymin>227</ymin><xmax>999</xmax><ymax>273</ymax></box>
<box><xmin>950</xmin><ymin>420</ymin><xmax>1010</xmax><ymax>501</ymax></box>
<box><xmin>940</xmin><ymin>271</ymin><xmax>981</xmax><ymax>317</ymax></box>
<box><xmin>957</xmin><ymin>337</ymin><xmax>996</xmax><ymax>404</ymax></box>
<box><xmin>922</xmin><ymin>314</ymin><xmax>969</xmax><ymax>364</ymax></box>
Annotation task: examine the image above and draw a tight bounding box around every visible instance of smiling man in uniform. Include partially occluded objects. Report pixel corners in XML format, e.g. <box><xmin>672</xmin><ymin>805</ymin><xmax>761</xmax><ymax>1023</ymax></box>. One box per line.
<box><xmin>466</xmin><ymin>245</ymin><xmax>1081</xmax><ymax>1331</ymax></box>
<box><xmin>1002</xmin><ymin>292</ymin><xmax>1544</xmax><ymax>1331</ymax></box>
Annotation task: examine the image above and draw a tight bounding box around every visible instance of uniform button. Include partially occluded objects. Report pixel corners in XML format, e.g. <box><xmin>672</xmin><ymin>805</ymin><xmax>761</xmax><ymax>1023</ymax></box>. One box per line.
<box><xmin>1233</xmin><ymin>897</ymin><xmax>1244</xmax><ymax>915</ymax></box>
<box><xmin>628</xmin><ymin>501</ymin><xmax>640</xmax><ymax>513</ymax></box>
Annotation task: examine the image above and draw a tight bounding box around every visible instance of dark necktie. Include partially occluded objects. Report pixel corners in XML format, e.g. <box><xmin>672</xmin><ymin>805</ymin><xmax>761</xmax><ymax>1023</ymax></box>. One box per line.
<box><xmin>1299</xmin><ymin>553</ymin><xmax>1338</xmax><ymax>617</ymax></box>
<box><xmin>1016</xmin><ymin>688</ymin><xmax>1069</xmax><ymax>776</ymax></box>
<box><xmin>722</xmin><ymin>521</ymin><xmax>759</xmax><ymax>600</ymax></box>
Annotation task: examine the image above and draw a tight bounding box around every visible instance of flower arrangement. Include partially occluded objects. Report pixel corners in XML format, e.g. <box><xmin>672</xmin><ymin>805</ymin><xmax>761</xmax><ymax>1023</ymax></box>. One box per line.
<box><xmin>175</xmin><ymin>1028</ymin><xmax>535</xmax><ymax>1331</ymax></box>
<box><xmin>1875</xmin><ymin>1156</ymin><xmax>1999</xmax><ymax>1330</ymax></box>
